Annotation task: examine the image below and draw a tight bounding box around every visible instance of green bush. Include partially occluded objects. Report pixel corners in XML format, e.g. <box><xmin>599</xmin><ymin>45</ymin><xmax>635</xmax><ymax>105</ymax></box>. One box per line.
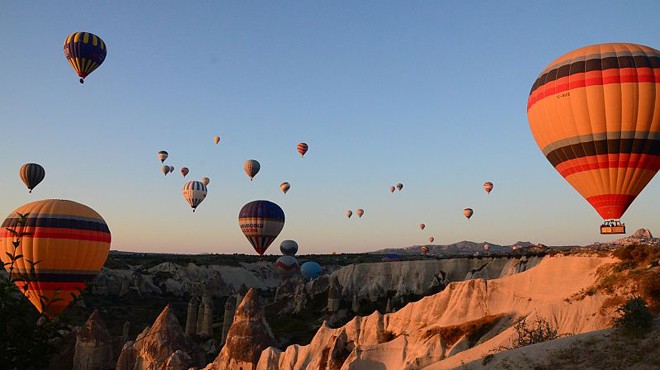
<box><xmin>614</xmin><ymin>296</ymin><xmax>654</xmax><ymax>337</ymax></box>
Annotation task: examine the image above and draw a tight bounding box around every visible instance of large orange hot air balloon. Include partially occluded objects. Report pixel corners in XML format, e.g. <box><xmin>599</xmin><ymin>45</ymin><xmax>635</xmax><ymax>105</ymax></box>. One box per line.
<box><xmin>0</xmin><ymin>199</ymin><xmax>111</xmax><ymax>317</ymax></box>
<box><xmin>527</xmin><ymin>43</ymin><xmax>660</xmax><ymax>234</ymax></box>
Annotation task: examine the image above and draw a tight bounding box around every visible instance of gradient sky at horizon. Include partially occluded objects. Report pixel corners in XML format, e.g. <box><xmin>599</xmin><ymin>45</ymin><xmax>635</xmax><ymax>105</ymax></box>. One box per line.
<box><xmin>1</xmin><ymin>1</ymin><xmax>659</xmax><ymax>254</ymax></box>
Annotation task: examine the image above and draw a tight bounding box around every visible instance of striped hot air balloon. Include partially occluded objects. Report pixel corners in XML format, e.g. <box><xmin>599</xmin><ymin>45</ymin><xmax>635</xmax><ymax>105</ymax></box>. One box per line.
<box><xmin>182</xmin><ymin>181</ymin><xmax>207</xmax><ymax>212</ymax></box>
<box><xmin>527</xmin><ymin>43</ymin><xmax>660</xmax><ymax>234</ymax></box>
<box><xmin>280</xmin><ymin>239</ymin><xmax>298</xmax><ymax>256</ymax></box>
<box><xmin>238</xmin><ymin>200</ymin><xmax>285</xmax><ymax>256</ymax></box>
<box><xmin>275</xmin><ymin>255</ymin><xmax>299</xmax><ymax>278</ymax></box>
<box><xmin>297</xmin><ymin>143</ymin><xmax>309</xmax><ymax>158</ymax></box>
<box><xmin>63</xmin><ymin>32</ymin><xmax>107</xmax><ymax>84</ymax></box>
<box><xmin>158</xmin><ymin>151</ymin><xmax>168</xmax><ymax>163</ymax></box>
<box><xmin>243</xmin><ymin>159</ymin><xmax>260</xmax><ymax>181</ymax></box>
<box><xmin>19</xmin><ymin>163</ymin><xmax>45</xmax><ymax>193</ymax></box>
<box><xmin>0</xmin><ymin>199</ymin><xmax>111</xmax><ymax>317</ymax></box>
<box><xmin>483</xmin><ymin>182</ymin><xmax>493</xmax><ymax>194</ymax></box>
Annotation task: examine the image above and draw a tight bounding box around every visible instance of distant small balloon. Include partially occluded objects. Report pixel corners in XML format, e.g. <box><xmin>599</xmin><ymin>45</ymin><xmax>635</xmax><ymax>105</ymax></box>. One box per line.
<box><xmin>356</xmin><ymin>209</ymin><xmax>364</xmax><ymax>218</ymax></box>
<box><xmin>421</xmin><ymin>245</ymin><xmax>429</xmax><ymax>254</ymax></box>
<box><xmin>484</xmin><ymin>182</ymin><xmax>493</xmax><ymax>194</ymax></box>
<box><xmin>389</xmin><ymin>186</ymin><xmax>395</xmax><ymax>193</ymax></box>
<box><xmin>419</xmin><ymin>223</ymin><xmax>425</xmax><ymax>231</ymax></box>
<box><xmin>19</xmin><ymin>163</ymin><xmax>45</xmax><ymax>193</ymax></box>
<box><xmin>213</xmin><ymin>136</ymin><xmax>220</xmax><ymax>144</ymax></box>
<box><xmin>464</xmin><ymin>208</ymin><xmax>474</xmax><ymax>220</ymax></box>
<box><xmin>161</xmin><ymin>165</ymin><xmax>169</xmax><ymax>176</ymax></box>
<box><xmin>429</xmin><ymin>236</ymin><xmax>434</xmax><ymax>243</ymax></box>
<box><xmin>158</xmin><ymin>151</ymin><xmax>168</xmax><ymax>163</ymax></box>
<box><xmin>168</xmin><ymin>166</ymin><xmax>175</xmax><ymax>174</ymax></box>
<box><xmin>280</xmin><ymin>182</ymin><xmax>291</xmax><ymax>194</ymax></box>
<box><xmin>181</xmin><ymin>167</ymin><xmax>189</xmax><ymax>177</ymax></box>
<box><xmin>396</xmin><ymin>183</ymin><xmax>403</xmax><ymax>191</ymax></box>
<box><xmin>297</xmin><ymin>143</ymin><xmax>309</xmax><ymax>158</ymax></box>
<box><xmin>244</xmin><ymin>159</ymin><xmax>260</xmax><ymax>180</ymax></box>
<box><xmin>346</xmin><ymin>210</ymin><xmax>353</xmax><ymax>219</ymax></box>
<box><xmin>201</xmin><ymin>177</ymin><xmax>210</xmax><ymax>186</ymax></box>
<box><xmin>280</xmin><ymin>240</ymin><xmax>298</xmax><ymax>256</ymax></box>
<box><xmin>182</xmin><ymin>181</ymin><xmax>207</xmax><ymax>212</ymax></box>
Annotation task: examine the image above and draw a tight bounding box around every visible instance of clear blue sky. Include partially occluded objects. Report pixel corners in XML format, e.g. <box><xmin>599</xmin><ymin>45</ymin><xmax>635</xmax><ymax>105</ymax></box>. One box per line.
<box><xmin>1</xmin><ymin>1</ymin><xmax>658</xmax><ymax>254</ymax></box>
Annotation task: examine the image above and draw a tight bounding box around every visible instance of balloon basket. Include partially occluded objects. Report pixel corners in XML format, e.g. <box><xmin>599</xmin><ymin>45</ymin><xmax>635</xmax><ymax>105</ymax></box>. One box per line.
<box><xmin>600</xmin><ymin>222</ymin><xmax>625</xmax><ymax>235</ymax></box>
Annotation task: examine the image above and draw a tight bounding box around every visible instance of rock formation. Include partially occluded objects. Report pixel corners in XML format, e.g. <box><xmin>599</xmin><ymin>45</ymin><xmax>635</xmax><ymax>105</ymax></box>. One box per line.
<box><xmin>197</xmin><ymin>294</ymin><xmax>214</xmax><ymax>338</ymax></box>
<box><xmin>115</xmin><ymin>304</ymin><xmax>203</xmax><ymax>370</ymax></box>
<box><xmin>221</xmin><ymin>296</ymin><xmax>236</xmax><ymax>346</ymax></box>
<box><xmin>327</xmin><ymin>275</ymin><xmax>342</xmax><ymax>313</ymax></box>
<box><xmin>249</xmin><ymin>255</ymin><xmax>618</xmax><ymax>369</ymax></box>
<box><xmin>185</xmin><ymin>296</ymin><xmax>198</xmax><ymax>336</ymax></box>
<box><xmin>205</xmin><ymin>288</ymin><xmax>277</xmax><ymax>370</ymax></box>
<box><xmin>73</xmin><ymin>309</ymin><xmax>113</xmax><ymax>370</ymax></box>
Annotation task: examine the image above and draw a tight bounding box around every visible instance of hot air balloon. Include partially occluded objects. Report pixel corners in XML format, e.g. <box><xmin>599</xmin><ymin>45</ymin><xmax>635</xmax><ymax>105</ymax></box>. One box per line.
<box><xmin>389</xmin><ymin>186</ymin><xmax>395</xmax><ymax>193</ymax></box>
<box><xmin>300</xmin><ymin>261</ymin><xmax>321</xmax><ymax>281</ymax></box>
<box><xmin>280</xmin><ymin>239</ymin><xmax>298</xmax><ymax>256</ymax></box>
<box><xmin>429</xmin><ymin>236</ymin><xmax>434</xmax><ymax>243</ymax></box>
<box><xmin>463</xmin><ymin>208</ymin><xmax>473</xmax><ymax>220</ymax></box>
<box><xmin>238</xmin><ymin>200</ymin><xmax>285</xmax><ymax>256</ymax></box>
<box><xmin>346</xmin><ymin>210</ymin><xmax>353</xmax><ymax>219</ymax></box>
<box><xmin>483</xmin><ymin>244</ymin><xmax>490</xmax><ymax>251</ymax></box>
<box><xmin>169</xmin><ymin>166</ymin><xmax>175</xmax><ymax>174</ymax></box>
<box><xmin>421</xmin><ymin>245</ymin><xmax>429</xmax><ymax>254</ymax></box>
<box><xmin>280</xmin><ymin>182</ymin><xmax>291</xmax><ymax>194</ymax></box>
<box><xmin>244</xmin><ymin>159</ymin><xmax>260</xmax><ymax>180</ymax></box>
<box><xmin>419</xmin><ymin>223</ymin><xmax>425</xmax><ymax>230</ymax></box>
<box><xmin>356</xmin><ymin>209</ymin><xmax>364</xmax><ymax>218</ymax></box>
<box><xmin>182</xmin><ymin>181</ymin><xmax>207</xmax><ymax>212</ymax></box>
<box><xmin>0</xmin><ymin>199</ymin><xmax>111</xmax><ymax>317</ymax></box>
<box><xmin>19</xmin><ymin>163</ymin><xmax>45</xmax><ymax>193</ymax></box>
<box><xmin>181</xmin><ymin>167</ymin><xmax>189</xmax><ymax>177</ymax></box>
<box><xmin>297</xmin><ymin>143</ymin><xmax>309</xmax><ymax>158</ymax></box>
<box><xmin>161</xmin><ymin>165</ymin><xmax>170</xmax><ymax>176</ymax></box>
<box><xmin>527</xmin><ymin>43</ymin><xmax>660</xmax><ymax>234</ymax></box>
<box><xmin>275</xmin><ymin>255</ymin><xmax>299</xmax><ymax>278</ymax></box>
<box><xmin>483</xmin><ymin>182</ymin><xmax>493</xmax><ymax>194</ymax></box>
<box><xmin>214</xmin><ymin>136</ymin><xmax>220</xmax><ymax>144</ymax></box>
<box><xmin>201</xmin><ymin>177</ymin><xmax>210</xmax><ymax>186</ymax></box>
<box><xmin>158</xmin><ymin>151</ymin><xmax>168</xmax><ymax>163</ymax></box>
<box><xmin>63</xmin><ymin>32</ymin><xmax>107</xmax><ymax>84</ymax></box>
<box><xmin>396</xmin><ymin>183</ymin><xmax>404</xmax><ymax>191</ymax></box>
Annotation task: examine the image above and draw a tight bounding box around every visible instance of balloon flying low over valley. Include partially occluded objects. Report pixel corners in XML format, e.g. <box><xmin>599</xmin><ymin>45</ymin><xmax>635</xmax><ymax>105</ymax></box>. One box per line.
<box><xmin>1</xmin><ymin>1</ymin><xmax>659</xmax><ymax>254</ymax></box>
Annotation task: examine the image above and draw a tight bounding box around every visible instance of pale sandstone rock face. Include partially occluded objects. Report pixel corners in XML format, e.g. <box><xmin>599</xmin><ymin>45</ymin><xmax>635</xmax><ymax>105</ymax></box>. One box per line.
<box><xmin>205</xmin><ymin>288</ymin><xmax>277</xmax><ymax>370</ymax></box>
<box><xmin>250</xmin><ymin>255</ymin><xmax>617</xmax><ymax>370</ymax></box>
<box><xmin>115</xmin><ymin>304</ymin><xmax>203</xmax><ymax>370</ymax></box>
<box><xmin>73</xmin><ymin>310</ymin><xmax>113</xmax><ymax>370</ymax></box>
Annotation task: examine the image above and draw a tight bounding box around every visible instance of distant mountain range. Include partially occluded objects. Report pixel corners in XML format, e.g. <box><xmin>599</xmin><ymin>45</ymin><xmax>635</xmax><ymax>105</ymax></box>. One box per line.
<box><xmin>371</xmin><ymin>228</ymin><xmax>657</xmax><ymax>256</ymax></box>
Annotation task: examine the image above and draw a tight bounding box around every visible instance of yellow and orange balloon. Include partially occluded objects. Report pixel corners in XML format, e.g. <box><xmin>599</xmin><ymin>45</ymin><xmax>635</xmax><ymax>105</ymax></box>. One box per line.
<box><xmin>527</xmin><ymin>43</ymin><xmax>660</xmax><ymax>230</ymax></box>
<box><xmin>0</xmin><ymin>199</ymin><xmax>111</xmax><ymax>317</ymax></box>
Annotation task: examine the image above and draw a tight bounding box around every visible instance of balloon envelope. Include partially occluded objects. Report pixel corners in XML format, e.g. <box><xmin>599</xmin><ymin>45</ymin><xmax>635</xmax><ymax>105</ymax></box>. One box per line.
<box><xmin>244</xmin><ymin>159</ymin><xmax>260</xmax><ymax>180</ymax></box>
<box><xmin>238</xmin><ymin>200</ymin><xmax>285</xmax><ymax>256</ymax></box>
<box><xmin>63</xmin><ymin>32</ymin><xmax>107</xmax><ymax>83</ymax></box>
<box><xmin>421</xmin><ymin>245</ymin><xmax>429</xmax><ymax>254</ymax></box>
<box><xmin>527</xmin><ymin>43</ymin><xmax>660</xmax><ymax>222</ymax></box>
<box><xmin>280</xmin><ymin>182</ymin><xmax>291</xmax><ymax>194</ymax></box>
<box><xmin>280</xmin><ymin>239</ymin><xmax>298</xmax><ymax>256</ymax></box>
<box><xmin>201</xmin><ymin>177</ymin><xmax>210</xmax><ymax>186</ymax></box>
<box><xmin>483</xmin><ymin>182</ymin><xmax>493</xmax><ymax>194</ymax></box>
<box><xmin>356</xmin><ymin>209</ymin><xmax>364</xmax><ymax>218</ymax></box>
<box><xmin>429</xmin><ymin>236</ymin><xmax>434</xmax><ymax>243</ymax></box>
<box><xmin>297</xmin><ymin>143</ymin><xmax>309</xmax><ymax>157</ymax></box>
<box><xmin>300</xmin><ymin>261</ymin><xmax>321</xmax><ymax>281</ymax></box>
<box><xmin>346</xmin><ymin>210</ymin><xmax>353</xmax><ymax>219</ymax></box>
<box><xmin>161</xmin><ymin>165</ymin><xmax>169</xmax><ymax>176</ymax></box>
<box><xmin>19</xmin><ymin>163</ymin><xmax>45</xmax><ymax>193</ymax></box>
<box><xmin>182</xmin><ymin>181</ymin><xmax>207</xmax><ymax>212</ymax></box>
<box><xmin>396</xmin><ymin>183</ymin><xmax>403</xmax><ymax>191</ymax></box>
<box><xmin>214</xmin><ymin>136</ymin><xmax>220</xmax><ymax>144</ymax></box>
<box><xmin>389</xmin><ymin>186</ymin><xmax>395</xmax><ymax>193</ymax></box>
<box><xmin>0</xmin><ymin>199</ymin><xmax>111</xmax><ymax>317</ymax></box>
<box><xmin>275</xmin><ymin>255</ymin><xmax>299</xmax><ymax>278</ymax></box>
<box><xmin>463</xmin><ymin>208</ymin><xmax>473</xmax><ymax>220</ymax></box>
<box><xmin>419</xmin><ymin>223</ymin><xmax>425</xmax><ymax>230</ymax></box>
<box><xmin>181</xmin><ymin>167</ymin><xmax>189</xmax><ymax>177</ymax></box>
<box><xmin>158</xmin><ymin>151</ymin><xmax>168</xmax><ymax>163</ymax></box>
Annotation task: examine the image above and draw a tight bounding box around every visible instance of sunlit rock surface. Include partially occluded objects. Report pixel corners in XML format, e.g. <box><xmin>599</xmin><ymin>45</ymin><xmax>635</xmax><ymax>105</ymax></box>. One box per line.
<box><xmin>73</xmin><ymin>310</ymin><xmax>113</xmax><ymax>370</ymax></box>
